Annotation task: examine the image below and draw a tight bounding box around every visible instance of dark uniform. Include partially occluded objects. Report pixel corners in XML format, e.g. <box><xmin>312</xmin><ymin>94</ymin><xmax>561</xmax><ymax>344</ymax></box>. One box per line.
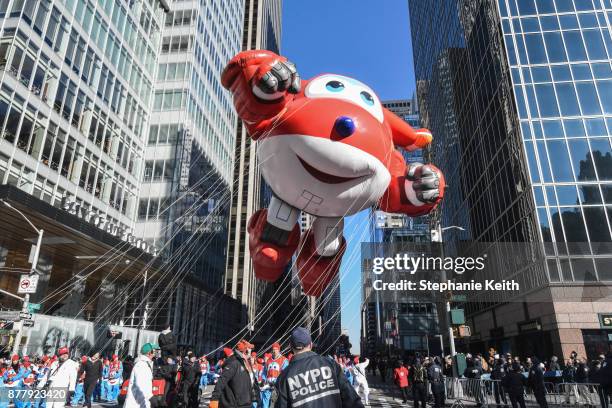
<box><xmin>410</xmin><ymin>361</ymin><xmax>427</xmax><ymax>408</ymax></box>
<box><xmin>158</xmin><ymin>329</ymin><xmax>178</xmax><ymax>361</ymax></box>
<box><xmin>464</xmin><ymin>359</ymin><xmax>483</xmax><ymax>379</ymax></box>
<box><xmin>427</xmin><ymin>360</ymin><xmax>445</xmax><ymax>408</ymax></box>
<box><xmin>180</xmin><ymin>357</ymin><xmax>201</xmax><ymax>408</ymax></box>
<box><xmin>527</xmin><ymin>361</ymin><xmax>548</xmax><ymax>408</ymax></box>
<box><xmin>274</xmin><ymin>351</ymin><xmax>363</xmax><ymax>408</ymax></box>
<box><xmin>502</xmin><ymin>364</ymin><xmax>526</xmax><ymax>408</ymax></box>
<box><xmin>562</xmin><ymin>363</ymin><xmax>576</xmax><ymax>383</ymax></box>
<box><xmin>575</xmin><ymin>361</ymin><xmax>589</xmax><ymax>383</ymax></box>
<box><xmin>152</xmin><ymin>358</ymin><xmax>177</xmax><ymax>408</ymax></box>
<box><xmin>378</xmin><ymin>358</ymin><xmax>387</xmax><ymax>382</ymax></box>
<box><xmin>599</xmin><ymin>354</ymin><xmax>612</xmax><ymax>408</ymax></box>
<box><xmin>464</xmin><ymin>359</ymin><xmax>484</xmax><ymax>407</ymax></box>
<box><xmin>491</xmin><ymin>359</ymin><xmax>508</xmax><ymax>408</ymax></box>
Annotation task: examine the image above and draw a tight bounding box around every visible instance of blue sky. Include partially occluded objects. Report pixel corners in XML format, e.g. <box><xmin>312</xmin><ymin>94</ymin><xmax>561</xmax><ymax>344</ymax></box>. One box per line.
<box><xmin>282</xmin><ymin>0</ymin><xmax>415</xmax><ymax>354</ymax></box>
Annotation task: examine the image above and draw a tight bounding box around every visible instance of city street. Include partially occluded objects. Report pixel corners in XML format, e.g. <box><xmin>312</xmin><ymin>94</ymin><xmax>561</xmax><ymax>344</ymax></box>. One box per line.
<box><xmin>90</xmin><ymin>380</ymin><xmax>407</xmax><ymax>408</ymax></box>
<box><xmin>194</xmin><ymin>376</ymin><xmax>408</xmax><ymax>407</ymax></box>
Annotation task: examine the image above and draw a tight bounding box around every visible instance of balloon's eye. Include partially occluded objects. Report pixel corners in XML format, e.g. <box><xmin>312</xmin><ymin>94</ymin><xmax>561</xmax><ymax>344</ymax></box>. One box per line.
<box><xmin>325</xmin><ymin>80</ymin><xmax>345</xmax><ymax>92</ymax></box>
<box><xmin>360</xmin><ymin>91</ymin><xmax>375</xmax><ymax>106</ymax></box>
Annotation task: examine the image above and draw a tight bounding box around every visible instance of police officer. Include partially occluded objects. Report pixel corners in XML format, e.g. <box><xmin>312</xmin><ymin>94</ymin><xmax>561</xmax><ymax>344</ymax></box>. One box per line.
<box><xmin>501</xmin><ymin>362</ymin><xmax>527</xmax><ymax>408</ymax></box>
<box><xmin>527</xmin><ymin>358</ymin><xmax>548</xmax><ymax>408</ymax></box>
<box><xmin>598</xmin><ymin>352</ymin><xmax>612</xmax><ymax>408</ymax></box>
<box><xmin>465</xmin><ymin>357</ymin><xmax>484</xmax><ymax>407</ymax></box>
<box><xmin>274</xmin><ymin>327</ymin><xmax>363</xmax><ymax>408</ymax></box>
<box><xmin>410</xmin><ymin>359</ymin><xmax>427</xmax><ymax>408</ymax></box>
<box><xmin>428</xmin><ymin>357</ymin><xmax>445</xmax><ymax>408</ymax></box>
<box><xmin>491</xmin><ymin>357</ymin><xmax>508</xmax><ymax>408</ymax></box>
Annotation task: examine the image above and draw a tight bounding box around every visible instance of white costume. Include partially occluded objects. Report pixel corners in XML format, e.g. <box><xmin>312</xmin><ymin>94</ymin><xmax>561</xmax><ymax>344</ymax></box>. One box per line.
<box><xmin>353</xmin><ymin>358</ymin><xmax>370</xmax><ymax>405</ymax></box>
<box><xmin>124</xmin><ymin>355</ymin><xmax>154</xmax><ymax>408</ymax></box>
<box><xmin>47</xmin><ymin>358</ymin><xmax>79</xmax><ymax>408</ymax></box>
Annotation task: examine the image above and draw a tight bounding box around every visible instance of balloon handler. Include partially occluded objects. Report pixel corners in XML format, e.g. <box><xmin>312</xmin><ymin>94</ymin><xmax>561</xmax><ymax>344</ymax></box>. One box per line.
<box><xmin>221</xmin><ymin>50</ymin><xmax>445</xmax><ymax>296</ymax></box>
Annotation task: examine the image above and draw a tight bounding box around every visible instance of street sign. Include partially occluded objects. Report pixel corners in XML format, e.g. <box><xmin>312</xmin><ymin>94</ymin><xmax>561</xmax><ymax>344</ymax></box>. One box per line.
<box><xmin>27</xmin><ymin>303</ymin><xmax>41</xmax><ymax>313</ymax></box>
<box><xmin>19</xmin><ymin>312</ymin><xmax>32</xmax><ymax>320</ymax></box>
<box><xmin>599</xmin><ymin>313</ymin><xmax>612</xmax><ymax>329</ymax></box>
<box><xmin>0</xmin><ymin>311</ymin><xmax>20</xmax><ymax>321</ymax></box>
<box><xmin>17</xmin><ymin>275</ymin><xmax>39</xmax><ymax>294</ymax></box>
<box><xmin>21</xmin><ymin>319</ymin><xmax>34</xmax><ymax>327</ymax></box>
<box><xmin>450</xmin><ymin>309</ymin><xmax>466</xmax><ymax>325</ymax></box>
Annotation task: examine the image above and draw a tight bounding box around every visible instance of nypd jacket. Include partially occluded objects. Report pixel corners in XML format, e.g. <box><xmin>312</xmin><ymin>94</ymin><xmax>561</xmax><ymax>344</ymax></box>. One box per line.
<box><xmin>273</xmin><ymin>351</ymin><xmax>363</xmax><ymax>408</ymax></box>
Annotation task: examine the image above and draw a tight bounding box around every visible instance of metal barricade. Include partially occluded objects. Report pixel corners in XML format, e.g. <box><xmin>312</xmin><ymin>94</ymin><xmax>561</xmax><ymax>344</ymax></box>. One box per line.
<box><xmin>556</xmin><ymin>382</ymin><xmax>603</xmax><ymax>406</ymax></box>
<box><xmin>522</xmin><ymin>380</ymin><xmax>559</xmax><ymax>406</ymax></box>
<box><xmin>444</xmin><ymin>378</ymin><xmax>604</xmax><ymax>407</ymax></box>
<box><xmin>445</xmin><ymin>378</ymin><xmax>497</xmax><ymax>408</ymax></box>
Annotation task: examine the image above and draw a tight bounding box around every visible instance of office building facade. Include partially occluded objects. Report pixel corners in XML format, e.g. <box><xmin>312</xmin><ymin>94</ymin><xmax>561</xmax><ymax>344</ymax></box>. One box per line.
<box><xmin>408</xmin><ymin>0</ymin><xmax>612</xmax><ymax>359</ymax></box>
<box><xmin>0</xmin><ymin>0</ymin><xmax>171</xmax><ymax>355</ymax></box>
<box><xmin>224</xmin><ymin>0</ymin><xmax>282</xmax><ymax>330</ymax></box>
<box><xmin>0</xmin><ymin>0</ymin><xmax>162</xmax><ymax>238</ymax></box>
<box><xmin>135</xmin><ymin>0</ymin><xmax>245</xmax><ymax>351</ymax></box>
<box><xmin>0</xmin><ymin>0</ymin><xmax>244</xmax><ymax>354</ymax></box>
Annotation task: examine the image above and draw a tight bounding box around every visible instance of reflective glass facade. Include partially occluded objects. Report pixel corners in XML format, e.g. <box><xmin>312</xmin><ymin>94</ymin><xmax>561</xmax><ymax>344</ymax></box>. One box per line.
<box><xmin>409</xmin><ymin>0</ymin><xmax>612</xmax><ymax>357</ymax></box>
<box><xmin>408</xmin><ymin>0</ymin><xmax>612</xmax><ymax>280</ymax></box>
<box><xmin>499</xmin><ymin>0</ymin><xmax>612</xmax><ymax>282</ymax></box>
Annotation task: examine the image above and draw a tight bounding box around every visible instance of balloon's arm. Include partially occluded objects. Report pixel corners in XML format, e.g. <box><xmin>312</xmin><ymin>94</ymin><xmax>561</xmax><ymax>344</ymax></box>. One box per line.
<box><xmin>384</xmin><ymin>108</ymin><xmax>433</xmax><ymax>152</ymax></box>
<box><xmin>221</xmin><ymin>50</ymin><xmax>300</xmax><ymax>139</ymax></box>
<box><xmin>379</xmin><ymin>151</ymin><xmax>445</xmax><ymax>217</ymax></box>
<box><xmin>379</xmin><ymin>179</ymin><xmax>439</xmax><ymax>217</ymax></box>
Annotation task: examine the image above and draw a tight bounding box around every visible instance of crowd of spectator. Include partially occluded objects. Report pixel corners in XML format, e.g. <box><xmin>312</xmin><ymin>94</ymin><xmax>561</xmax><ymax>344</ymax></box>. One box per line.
<box><xmin>361</xmin><ymin>349</ymin><xmax>612</xmax><ymax>407</ymax></box>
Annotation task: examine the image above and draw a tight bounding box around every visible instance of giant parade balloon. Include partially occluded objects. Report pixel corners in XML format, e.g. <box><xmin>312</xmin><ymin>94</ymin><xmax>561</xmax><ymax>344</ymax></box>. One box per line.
<box><xmin>221</xmin><ymin>50</ymin><xmax>445</xmax><ymax>297</ymax></box>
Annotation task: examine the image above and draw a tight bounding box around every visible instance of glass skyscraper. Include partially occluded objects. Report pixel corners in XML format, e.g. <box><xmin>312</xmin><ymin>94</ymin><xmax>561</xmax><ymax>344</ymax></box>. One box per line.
<box><xmin>500</xmin><ymin>0</ymin><xmax>612</xmax><ymax>277</ymax></box>
<box><xmin>0</xmin><ymin>0</ymin><xmax>163</xmax><ymax>234</ymax></box>
<box><xmin>135</xmin><ymin>0</ymin><xmax>245</xmax><ymax>351</ymax></box>
<box><xmin>225</xmin><ymin>0</ymin><xmax>282</xmax><ymax>328</ymax></box>
<box><xmin>0</xmin><ymin>0</ymin><xmax>245</xmax><ymax>354</ymax></box>
<box><xmin>409</xmin><ymin>0</ymin><xmax>612</xmax><ymax>358</ymax></box>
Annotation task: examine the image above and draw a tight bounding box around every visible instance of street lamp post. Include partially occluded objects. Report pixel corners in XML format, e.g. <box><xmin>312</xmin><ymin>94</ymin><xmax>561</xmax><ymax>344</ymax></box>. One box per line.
<box><xmin>431</xmin><ymin>224</ymin><xmax>464</xmax><ymax>357</ymax></box>
<box><xmin>1</xmin><ymin>200</ymin><xmax>43</xmax><ymax>355</ymax></box>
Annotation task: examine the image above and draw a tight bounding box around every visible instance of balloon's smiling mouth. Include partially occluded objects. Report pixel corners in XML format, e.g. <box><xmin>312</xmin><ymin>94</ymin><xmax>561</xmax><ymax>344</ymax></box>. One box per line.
<box><xmin>296</xmin><ymin>155</ymin><xmax>365</xmax><ymax>184</ymax></box>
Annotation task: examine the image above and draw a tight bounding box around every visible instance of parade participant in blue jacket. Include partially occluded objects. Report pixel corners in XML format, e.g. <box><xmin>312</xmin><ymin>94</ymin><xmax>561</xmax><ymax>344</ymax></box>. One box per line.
<box><xmin>100</xmin><ymin>359</ymin><xmax>110</xmax><ymax>401</ymax></box>
<box><xmin>107</xmin><ymin>355</ymin><xmax>123</xmax><ymax>403</ymax></box>
<box><xmin>199</xmin><ymin>356</ymin><xmax>211</xmax><ymax>389</ymax></box>
<box><xmin>16</xmin><ymin>360</ymin><xmax>34</xmax><ymax>408</ymax></box>
<box><xmin>71</xmin><ymin>356</ymin><xmax>88</xmax><ymax>406</ymax></box>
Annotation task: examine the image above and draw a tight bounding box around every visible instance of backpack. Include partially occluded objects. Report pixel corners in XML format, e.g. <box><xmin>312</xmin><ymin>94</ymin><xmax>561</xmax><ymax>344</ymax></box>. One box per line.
<box><xmin>413</xmin><ymin>366</ymin><xmax>425</xmax><ymax>382</ymax></box>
